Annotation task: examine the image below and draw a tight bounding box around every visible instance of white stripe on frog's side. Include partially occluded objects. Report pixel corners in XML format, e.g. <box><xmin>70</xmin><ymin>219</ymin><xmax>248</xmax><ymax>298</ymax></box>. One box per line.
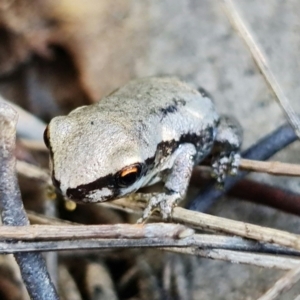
<box><xmin>85</xmin><ymin>187</ymin><xmax>113</xmax><ymax>203</ymax></box>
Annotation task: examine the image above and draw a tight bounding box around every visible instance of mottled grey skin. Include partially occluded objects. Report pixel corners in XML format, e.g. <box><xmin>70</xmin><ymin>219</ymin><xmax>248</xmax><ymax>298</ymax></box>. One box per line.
<box><xmin>45</xmin><ymin>77</ymin><xmax>242</xmax><ymax>220</ymax></box>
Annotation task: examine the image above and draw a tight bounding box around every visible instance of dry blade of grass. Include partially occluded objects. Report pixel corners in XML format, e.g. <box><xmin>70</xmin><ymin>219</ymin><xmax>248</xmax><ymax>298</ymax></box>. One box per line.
<box><xmin>19</xmin><ymin>139</ymin><xmax>47</xmax><ymax>151</ymax></box>
<box><xmin>239</xmin><ymin>159</ymin><xmax>300</xmax><ymax>177</ymax></box>
<box><xmin>0</xmin><ymin>235</ymin><xmax>300</xmax><ymax>270</ymax></box>
<box><xmin>0</xmin><ymin>225</ymin><xmax>298</xmax><ymax>256</ymax></box>
<box><xmin>222</xmin><ymin>0</ymin><xmax>300</xmax><ymax>138</ymax></box>
<box><xmin>106</xmin><ymin>197</ymin><xmax>300</xmax><ymax>251</ymax></box>
<box><xmin>0</xmin><ymin>97</ymin><xmax>46</xmax><ymax>141</ymax></box>
<box><xmin>0</xmin><ymin>223</ymin><xmax>193</xmax><ymax>240</ymax></box>
<box><xmin>163</xmin><ymin>248</ymin><xmax>300</xmax><ymax>271</ymax></box>
<box><xmin>16</xmin><ymin>160</ymin><xmax>51</xmax><ymax>183</ymax></box>
<box><xmin>257</xmin><ymin>266</ymin><xmax>300</xmax><ymax>300</ymax></box>
<box><xmin>26</xmin><ymin>211</ymin><xmax>300</xmax><ymax>256</ymax></box>
<box><xmin>0</xmin><ymin>101</ymin><xmax>59</xmax><ymax>299</ymax></box>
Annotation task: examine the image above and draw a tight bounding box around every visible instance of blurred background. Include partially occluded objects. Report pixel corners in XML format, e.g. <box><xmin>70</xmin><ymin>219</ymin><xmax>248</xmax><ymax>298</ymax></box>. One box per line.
<box><xmin>1</xmin><ymin>0</ymin><xmax>300</xmax><ymax>299</ymax></box>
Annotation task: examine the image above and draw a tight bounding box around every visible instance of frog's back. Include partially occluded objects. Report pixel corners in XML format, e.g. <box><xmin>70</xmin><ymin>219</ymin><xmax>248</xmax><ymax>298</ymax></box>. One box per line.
<box><xmin>102</xmin><ymin>77</ymin><xmax>218</xmax><ymax>139</ymax></box>
<box><xmin>95</xmin><ymin>77</ymin><xmax>219</xmax><ymax>163</ymax></box>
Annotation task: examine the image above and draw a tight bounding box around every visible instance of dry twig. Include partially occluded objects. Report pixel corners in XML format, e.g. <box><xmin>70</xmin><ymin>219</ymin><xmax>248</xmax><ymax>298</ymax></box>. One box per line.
<box><xmin>19</xmin><ymin>139</ymin><xmax>47</xmax><ymax>151</ymax></box>
<box><xmin>17</xmin><ymin>160</ymin><xmax>51</xmax><ymax>183</ymax></box>
<box><xmin>0</xmin><ymin>101</ymin><xmax>58</xmax><ymax>299</ymax></box>
<box><xmin>0</xmin><ymin>238</ymin><xmax>298</xmax><ymax>270</ymax></box>
<box><xmin>239</xmin><ymin>159</ymin><xmax>300</xmax><ymax>177</ymax></box>
<box><xmin>257</xmin><ymin>266</ymin><xmax>300</xmax><ymax>300</ymax></box>
<box><xmin>0</xmin><ymin>232</ymin><xmax>298</xmax><ymax>258</ymax></box>
<box><xmin>222</xmin><ymin>0</ymin><xmax>300</xmax><ymax>138</ymax></box>
<box><xmin>58</xmin><ymin>265</ymin><xmax>82</xmax><ymax>300</ymax></box>
<box><xmin>0</xmin><ymin>223</ymin><xmax>193</xmax><ymax>240</ymax></box>
<box><xmin>109</xmin><ymin>197</ymin><xmax>300</xmax><ymax>251</ymax></box>
<box><xmin>0</xmin><ymin>97</ymin><xmax>46</xmax><ymax>141</ymax></box>
<box><xmin>166</xmin><ymin>248</ymin><xmax>300</xmax><ymax>271</ymax></box>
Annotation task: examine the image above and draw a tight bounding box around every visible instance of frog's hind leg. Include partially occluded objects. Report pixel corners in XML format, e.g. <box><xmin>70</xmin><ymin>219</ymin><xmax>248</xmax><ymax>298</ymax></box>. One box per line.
<box><xmin>212</xmin><ymin>115</ymin><xmax>243</xmax><ymax>185</ymax></box>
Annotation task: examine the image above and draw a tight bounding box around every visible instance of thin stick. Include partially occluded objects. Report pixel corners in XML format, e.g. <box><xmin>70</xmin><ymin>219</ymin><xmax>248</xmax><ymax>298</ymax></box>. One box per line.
<box><xmin>109</xmin><ymin>197</ymin><xmax>300</xmax><ymax>251</ymax></box>
<box><xmin>27</xmin><ymin>199</ymin><xmax>300</xmax><ymax>256</ymax></box>
<box><xmin>27</xmin><ymin>210</ymin><xmax>77</xmax><ymax>226</ymax></box>
<box><xmin>0</xmin><ymin>223</ymin><xmax>193</xmax><ymax>240</ymax></box>
<box><xmin>257</xmin><ymin>266</ymin><xmax>300</xmax><ymax>300</ymax></box>
<box><xmin>228</xmin><ymin>179</ymin><xmax>300</xmax><ymax>217</ymax></box>
<box><xmin>23</xmin><ymin>212</ymin><xmax>300</xmax><ymax>257</ymax></box>
<box><xmin>163</xmin><ymin>248</ymin><xmax>300</xmax><ymax>271</ymax></box>
<box><xmin>0</xmin><ymin>238</ymin><xmax>300</xmax><ymax>271</ymax></box>
<box><xmin>16</xmin><ymin>160</ymin><xmax>51</xmax><ymax>183</ymax></box>
<box><xmin>0</xmin><ymin>96</ymin><xmax>46</xmax><ymax>141</ymax></box>
<box><xmin>222</xmin><ymin>0</ymin><xmax>300</xmax><ymax>138</ymax></box>
<box><xmin>19</xmin><ymin>139</ymin><xmax>47</xmax><ymax>151</ymax></box>
<box><xmin>0</xmin><ymin>226</ymin><xmax>299</xmax><ymax>257</ymax></box>
<box><xmin>0</xmin><ymin>101</ymin><xmax>58</xmax><ymax>300</ymax></box>
<box><xmin>239</xmin><ymin>159</ymin><xmax>300</xmax><ymax>177</ymax></box>
<box><xmin>43</xmin><ymin>193</ymin><xmax>59</xmax><ymax>288</ymax></box>
<box><xmin>174</xmin><ymin>207</ymin><xmax>300</xmax><ymax>250</ymax></box>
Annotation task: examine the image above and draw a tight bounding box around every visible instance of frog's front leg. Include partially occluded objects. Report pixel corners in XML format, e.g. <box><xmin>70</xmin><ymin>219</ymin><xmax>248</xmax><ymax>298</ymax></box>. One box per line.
<box><xmin>138</xmin><ymin>143</ymin><xmax>196</xmax><ymax>222</ymax></box>
<box><xmin>212</xmin><ymin>115</ymin><xmax>243</xmax><ymax>184</ymax></box>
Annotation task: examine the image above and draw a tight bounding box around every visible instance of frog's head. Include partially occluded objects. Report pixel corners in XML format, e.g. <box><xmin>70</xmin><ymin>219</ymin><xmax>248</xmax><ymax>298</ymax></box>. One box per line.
<box><xmin>44</xmin><ymin>109</ymin><xmax>151</xmax><ymax>203</ymax></box>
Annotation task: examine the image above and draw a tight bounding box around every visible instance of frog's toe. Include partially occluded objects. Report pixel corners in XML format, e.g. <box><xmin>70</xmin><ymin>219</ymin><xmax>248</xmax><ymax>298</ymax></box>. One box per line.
<box><xmin>137</xmin><ymin>196</ymin><xmax>160</xmax><ymax>223</ymax></box>
<box><xmin>137</xmin><ymin>193</ymin><xmax>179</xmax><ymax>222</ymax></box>
<box><xmin>158</xmin><ymin>193</ymin><xmax>180</xmax><ymax>220</ymax></box>
<box><xmin>229</xmin><ymin>153</ymin><xmax>241</xmax><ymax>175</ymax></box>
<box><xmin>212</xmin><ymin>152</ymin><xmax>241</xmax><ymax>184</ymax></box>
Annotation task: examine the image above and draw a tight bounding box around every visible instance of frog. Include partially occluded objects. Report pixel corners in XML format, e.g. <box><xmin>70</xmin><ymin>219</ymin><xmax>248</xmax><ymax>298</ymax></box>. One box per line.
<box><xmin>43</xmin><ymin>77</ymin><xmax>242</xmax><ymax>221</ymax></box>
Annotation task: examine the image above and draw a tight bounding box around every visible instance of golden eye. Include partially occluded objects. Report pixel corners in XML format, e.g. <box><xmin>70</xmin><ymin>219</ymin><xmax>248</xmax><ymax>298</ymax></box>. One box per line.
<box><xmin>43</xmin><ymin>125</ymin><xmax>50</xmax><ymax>149</ymax></box>
<box><xmin>117</xmin><ymin>164</ymin><xmax>142</xmax><ymax>187</ymax></box>
<box><xmin>120</xmin><ymin>166</ymin><xmax>139</xmax><ymax>177</ymax></box>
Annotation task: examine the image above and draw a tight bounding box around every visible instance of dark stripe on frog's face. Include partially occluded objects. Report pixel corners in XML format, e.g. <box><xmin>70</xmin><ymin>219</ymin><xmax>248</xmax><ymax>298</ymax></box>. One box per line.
<box><xmin>66</xmin><ymin>173</ymin><xmax>120</xmax><ymax>202</ymax></box>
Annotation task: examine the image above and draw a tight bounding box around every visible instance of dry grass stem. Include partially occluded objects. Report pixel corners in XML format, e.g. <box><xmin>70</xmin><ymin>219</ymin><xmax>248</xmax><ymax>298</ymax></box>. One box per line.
<box><xmin>19</xmin><ymin>139</ymin><xmax>48</xmax><ymax>151</ymax></box>
<box><xmin>1</xmin><ymin>225</ymin><xmax>299</xmax><ymax>257</ymax></box>
<box><xmin>0</xmin><ymin>101</ymin><xmax>59</xmax><ymax>299</ymax></box>
<box><xmin>0</xmin><ymin>223</ymin><xmax>193</xmax><ymax>240</ymax></box>
<box><xmin>173</xmin><ymin>207</ymin><xmax>300</xmax><ymax>250</ymax></box>
<box><xmin>165</xmin><ymin>248</ymin><xmax>300</xmax><ymax>271</ymax></box>
<box><xmin>0</xmin><ymin>97</ymin><xmax>46</xmax><ymax>141</ymax></box>
<box><xmin>222</xmin><ymin>0</ymin><xmax>300</xmax><ymax>137</ymax></box>
<box><xmin>28</xmin><ymin>210</ymin><xmax>77</xmax><ymax>225</ymax></box>
<box><xmin>107</xmin><ymin>197</ymin><xmax>300</xmax><ymax>251</ymax></box>
<box><xmin>257</xmin><ymin>266</ymin><xmax>300</xmax><ymax>300</ymax></box>
<box><xmin>240</xmin><ymin>159</ymin><xmax>300</xmax><ymax>177</ymax></box>
<box><xmin>58</xmin><ymin>266</ymin><xmax>82</xmax><ymax>300</ymax></box>
<box><xmin>17</xmin><ymin>160</ymin><xmax>51</xmax><ymax>183</ymax></box>
<box><xmin>0</xmin><ymin>238</ymin><xmax>299</xmax><ymax>270</ymax></box>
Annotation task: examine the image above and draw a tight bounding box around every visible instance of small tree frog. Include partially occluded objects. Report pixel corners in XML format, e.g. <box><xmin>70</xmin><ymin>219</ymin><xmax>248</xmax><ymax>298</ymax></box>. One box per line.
<box><xmin>44</xmin><ymin>77</ymin><xmax>242</xmax><ymax>221</ymax></box>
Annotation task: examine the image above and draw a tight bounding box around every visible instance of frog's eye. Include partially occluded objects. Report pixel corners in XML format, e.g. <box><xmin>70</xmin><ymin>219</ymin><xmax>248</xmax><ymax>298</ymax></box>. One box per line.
<box><xmin>43</xmin><ymin>125</ymin><xmax>51</xmax><ymax>149</ymax></box>
<box><xmin>116</xmin><ymin>163</ymin><xmax>143</xmax><ymax>188</ymax></box>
